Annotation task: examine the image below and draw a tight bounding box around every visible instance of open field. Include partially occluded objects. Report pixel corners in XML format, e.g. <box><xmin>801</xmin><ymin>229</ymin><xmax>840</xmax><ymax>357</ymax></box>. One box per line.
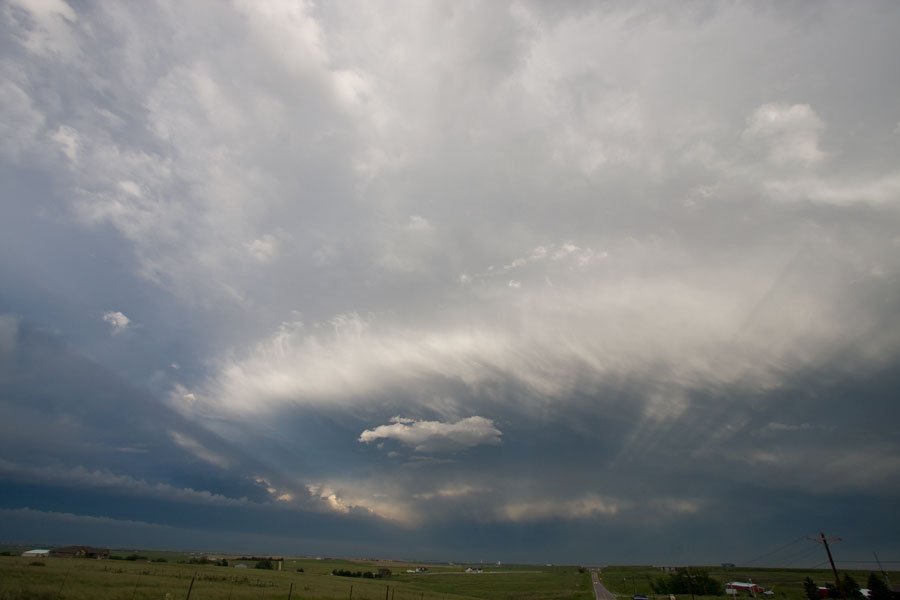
<box><xmin>2</xmin><ymin>548</ymin><xmax>895</xmax><ymax>600</ymax></box>
<box><xmin>0</xmin><ymin>554</ymin><xmax>592</xmax><ymax>600</ymax></box>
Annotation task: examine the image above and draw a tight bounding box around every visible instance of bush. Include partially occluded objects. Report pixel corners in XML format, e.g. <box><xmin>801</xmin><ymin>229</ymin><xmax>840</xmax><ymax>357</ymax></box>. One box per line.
<box><xmin>652</xmin><ymin>568</ymin><xmax>723</xmax><ymax>596</ymax></box>
<box><xmin>255</xmin><ymin>559</ymin><xmax>274</xmax><ymax>570</ymax></box>
<box><xmin>28</xmin><ymin>561</ymin><xmax>46</xmax><ymax>567</ymax></box>
<box><xmin>125</xmin><ymin>554</ymin><xmax>147</xmax><ymax>561</ymax></box>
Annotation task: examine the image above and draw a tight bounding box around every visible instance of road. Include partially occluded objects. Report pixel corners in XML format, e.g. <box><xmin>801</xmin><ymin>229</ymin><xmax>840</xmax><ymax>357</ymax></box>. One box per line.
<box><xmin>590</xmin><ymin>569</ymin><xmax>617</xmax><ymax>600</ymax></box>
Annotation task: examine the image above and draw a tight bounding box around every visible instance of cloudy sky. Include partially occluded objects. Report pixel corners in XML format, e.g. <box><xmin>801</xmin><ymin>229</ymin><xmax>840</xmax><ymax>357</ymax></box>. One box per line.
<box><xmin>2</xmin><ymin>0</ymin><xmax>900</xmax><ymax>565</ymax></box>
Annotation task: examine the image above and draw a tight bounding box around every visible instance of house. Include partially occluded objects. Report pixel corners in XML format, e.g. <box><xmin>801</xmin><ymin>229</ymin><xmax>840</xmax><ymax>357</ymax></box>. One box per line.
<box><xmin>49</xmin><ymin>546</ymin><xmax>109</xmax><ymax>559</ymax></box>
<box><xmin>21</xmin><ymin>549</ymin><xmax>50</xmax><ymax>558</ymax></box>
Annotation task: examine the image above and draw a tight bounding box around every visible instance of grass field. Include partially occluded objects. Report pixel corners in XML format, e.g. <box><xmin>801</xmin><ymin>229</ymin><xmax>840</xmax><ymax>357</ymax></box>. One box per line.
<box><xmin>2</xmin><ymin>548</ymin><xmax>893</xmax><ymax>600</ymax></box>
<box><xmin>0</xmin><ymin>553</ymin><xmax>592</xmax><ymax>600</ymax></box>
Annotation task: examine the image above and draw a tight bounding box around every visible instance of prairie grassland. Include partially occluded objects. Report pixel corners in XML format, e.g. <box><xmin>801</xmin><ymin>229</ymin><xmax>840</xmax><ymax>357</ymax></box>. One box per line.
<box><xmin>0</xmin><ymin>556</ymin><xmax>592</xmax><ymax>600</ymax></box>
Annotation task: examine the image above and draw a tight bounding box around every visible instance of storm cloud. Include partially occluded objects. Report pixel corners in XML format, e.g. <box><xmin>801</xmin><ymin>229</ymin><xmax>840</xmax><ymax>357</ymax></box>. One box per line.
<box><xmin>1</xmin><ymin>0</ymin><xmax>899</xmax><ymax>565</ymax></box>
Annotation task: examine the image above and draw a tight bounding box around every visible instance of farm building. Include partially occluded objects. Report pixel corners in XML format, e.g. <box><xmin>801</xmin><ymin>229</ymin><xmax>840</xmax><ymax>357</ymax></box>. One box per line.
<box><xmin>49</xmin><ymin>546</ymin><xmax>109</xmax><ymax>559</ymax></box>
<box><xmin>726</xmin><ymin>582</ymin><xmax>765</xmax><ymax>596</ymax></box>
<box><xmin>21</xmin><ymin>549</ymin><xmax>50</xmax><ymax>557</ymax></box>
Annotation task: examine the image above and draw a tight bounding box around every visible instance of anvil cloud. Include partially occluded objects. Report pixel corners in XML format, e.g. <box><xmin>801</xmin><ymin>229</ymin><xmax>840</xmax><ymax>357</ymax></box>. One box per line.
<box><xmin>1</xmin><ymin>0</ymin><xmax>900</xmax><ymax>565</ymax></box>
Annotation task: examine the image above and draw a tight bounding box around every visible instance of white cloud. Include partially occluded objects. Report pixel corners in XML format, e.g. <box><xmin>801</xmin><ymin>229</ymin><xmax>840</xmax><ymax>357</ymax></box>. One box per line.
<box><xmin>244</xmin><ymin>234</ymin><xmax>278</xmax><ymax>262</ymax></box>
<box><xmin>763</xmin><ymin>172</ymin><xmax>900</xmax><ymax>206</ymax></box>
<box><xmin>359</xmin><ymin>416</ymin><xmax>502</xmax><ymax>453</ymax></box>
<box><xmin>101</xmin><ymin>310</ymin><xmax>130</xmax><ymax>334</ymax></box>
<box><xmin>743</xmin><ymin>102</ymin><xmax>825</xmax><ymax>167</ymax></box>
<box><xmin>6</xmin><ymin>0</ymin><xmax>80</xmax><ymax>59</ymax></box>
<box><xmin>49</xmin><ymin>125</ymin><xmax>80</xmax><ymax>162</ymax></box>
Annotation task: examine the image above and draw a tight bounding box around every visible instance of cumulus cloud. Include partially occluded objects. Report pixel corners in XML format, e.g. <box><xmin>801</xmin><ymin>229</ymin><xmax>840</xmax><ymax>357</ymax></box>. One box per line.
<box><xmin>743</xmin><ymin>102</ymin><xmax>826</xmax><ymax>167</ymax></box>
<box><xmin>101</xmin><ymin>310</ymin><xmax>130</xmax><ymax>334</ymax></box>
<box><xmin>245</xmin><ymin>234</ymin><xmax>278</xmax><ymax>262</ymax></box>
<box><xmin>359</xmin><ymin>416</ymin><xmax>502</xmax><ymax>453</ymax></box>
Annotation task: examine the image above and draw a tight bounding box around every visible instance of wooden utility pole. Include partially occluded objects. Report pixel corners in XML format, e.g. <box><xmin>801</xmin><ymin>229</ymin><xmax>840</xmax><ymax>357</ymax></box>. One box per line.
<box><xmin>810</xmin><ymin>532</ymin><xmax>844</xmax><ymax>599</ymax></box>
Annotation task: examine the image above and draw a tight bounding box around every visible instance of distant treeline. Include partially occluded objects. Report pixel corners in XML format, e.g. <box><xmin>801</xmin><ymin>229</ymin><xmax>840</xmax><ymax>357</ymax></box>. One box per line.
<box><xmin>332</xmin><ymin>569</ymin><xmax>385</xmax><ymax>579</ymax></box>
<box><xmin>238</xmin><ymin>556</ymin><xmax>281</xmax><ymax>562</ymax></box>
<box><xmin>651</xmin><ymin>569</ymin><xmax>724</xmax><ymax>595</ymax></box>
<box><xmin>109</xmin><ymin>554</ymin><xmax>167</xmax><ymax>563</ymax></box>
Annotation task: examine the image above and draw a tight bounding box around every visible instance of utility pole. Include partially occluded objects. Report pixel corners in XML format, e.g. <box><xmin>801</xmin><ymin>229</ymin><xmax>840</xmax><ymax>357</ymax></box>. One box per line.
<box><xmin>810</xmin><ymin>532</ymin><xmax>844</xmax><ymax>599</ymax></box>
<box><xmin>874</xmin><ymin>552</ymin><xmax>892</xmax><ymax>588</ymax></box>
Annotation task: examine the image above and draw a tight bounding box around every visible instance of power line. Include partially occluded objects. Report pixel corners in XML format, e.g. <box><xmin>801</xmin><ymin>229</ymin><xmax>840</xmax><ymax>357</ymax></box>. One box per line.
<box><xmin>834</xmin><ymin>560</ymin><xmax>900</xmax><ymax>564</ymax></box>
<box><xmin>742</xmin><ymin>534</ymin><xmax>813</xmax><ymax>566</ymax></box>
<box><xmin>779</xmin><ymin>546</ymin><xmax>823</xmax><ymax>567</ymax></box>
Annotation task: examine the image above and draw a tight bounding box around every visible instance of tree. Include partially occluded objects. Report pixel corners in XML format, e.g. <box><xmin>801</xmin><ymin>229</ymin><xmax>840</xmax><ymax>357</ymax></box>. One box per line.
<box><xmin>867</xmin><ymin>573</ymin><xmax>892</xmax><ymax>600</ymax></box>
<box><xmin>652</xmin><ymin>569</ymin><xmax>723</xmax><ymax>596</ymax></box>
<box><xmin>255</xmin><ymin>559</ymin><xmax>274</xmax><ymax>570</ymax></box>
<box><xmin>803</xmin><ymin>577</ymin><xmax>820</xmax><ymax>600</ymax></box>
<box><xmin>842</xmin><ymin>574</ymin><xmax>863</xmax><ymax>600</ymax></box>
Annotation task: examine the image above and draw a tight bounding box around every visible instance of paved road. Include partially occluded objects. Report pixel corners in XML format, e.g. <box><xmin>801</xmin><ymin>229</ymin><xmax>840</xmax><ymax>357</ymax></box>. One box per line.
<box><xmin>589</xmin><ymin>569</ymin><xmax>617</xmax><ymax>600</ymax></box>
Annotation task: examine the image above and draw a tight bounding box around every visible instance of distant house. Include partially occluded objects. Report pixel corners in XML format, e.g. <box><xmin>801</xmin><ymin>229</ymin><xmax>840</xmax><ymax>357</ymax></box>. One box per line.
<box><xmin>21</xmin><ymin>549</ymin><xmax>50</xmax><ymax>558</ymax></box>
<box><xmin>49</xmin><ymin>546</ymin><xmax>109</xmax><ymax>559</ymax></box>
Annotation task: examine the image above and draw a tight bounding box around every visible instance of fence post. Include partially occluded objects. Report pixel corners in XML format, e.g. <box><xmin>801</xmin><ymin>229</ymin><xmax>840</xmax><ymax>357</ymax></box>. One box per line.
<box><xmin>349</xmin><ymin>584</ymin><xmax>354</xmax><ymax>600</ymax></box>
<box><xmin>185</xmin><ymin>575</ymin><xmax>196</xmax><ymax>600</ymax></box>
<box><xmin>56</xmin><ymin>567</ymin><xmax>72</xmax><ymax>600</ymax></box>
<box><xmin>288</xmin><ymin>582</ymin><xmax>294</xmax><ymax>600</ymax></box>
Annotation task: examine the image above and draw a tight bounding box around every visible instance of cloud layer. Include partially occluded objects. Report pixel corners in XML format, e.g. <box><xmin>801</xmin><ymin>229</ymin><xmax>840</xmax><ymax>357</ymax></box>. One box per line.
<box><xmin>2</xmin><ymin>0</ymin><xmax>900</xmax><ymax>564</ymax></box>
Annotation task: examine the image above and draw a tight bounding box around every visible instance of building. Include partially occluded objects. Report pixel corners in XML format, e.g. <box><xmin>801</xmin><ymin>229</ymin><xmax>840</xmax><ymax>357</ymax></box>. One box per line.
<box><xmin>21</xmin><ymin>549</ymin><xmax>50</xmax><ymax>558</ymax></box>
<box><xmin>726</xmin><ymin>582</ymin><xmax>765</xmax><ymax>596</ymax></box>
<box><xmin>49</xmin><ymin>546</ymin><xmax>109</xmax><ymax>559</ymax></box>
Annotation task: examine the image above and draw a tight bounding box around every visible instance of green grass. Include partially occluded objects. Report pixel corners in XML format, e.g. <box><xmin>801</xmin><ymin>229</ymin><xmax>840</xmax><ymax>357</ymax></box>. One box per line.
<box><xmin>4</xmin><ymin>552</ymin><xmax>890</xmax><ymax>600</ymax></box>
<box><xmin>0</xmin><ymin>555</ymin><xmax>592</xmax><ymax>600</ymax></box>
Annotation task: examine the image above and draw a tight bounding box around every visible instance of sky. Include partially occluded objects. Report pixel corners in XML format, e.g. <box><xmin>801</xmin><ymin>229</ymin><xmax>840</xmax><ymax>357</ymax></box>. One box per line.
<box><xmin>1</xmin><ymin>0</ymin><xmax>900</xmax><ymax>567</ymax></box>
